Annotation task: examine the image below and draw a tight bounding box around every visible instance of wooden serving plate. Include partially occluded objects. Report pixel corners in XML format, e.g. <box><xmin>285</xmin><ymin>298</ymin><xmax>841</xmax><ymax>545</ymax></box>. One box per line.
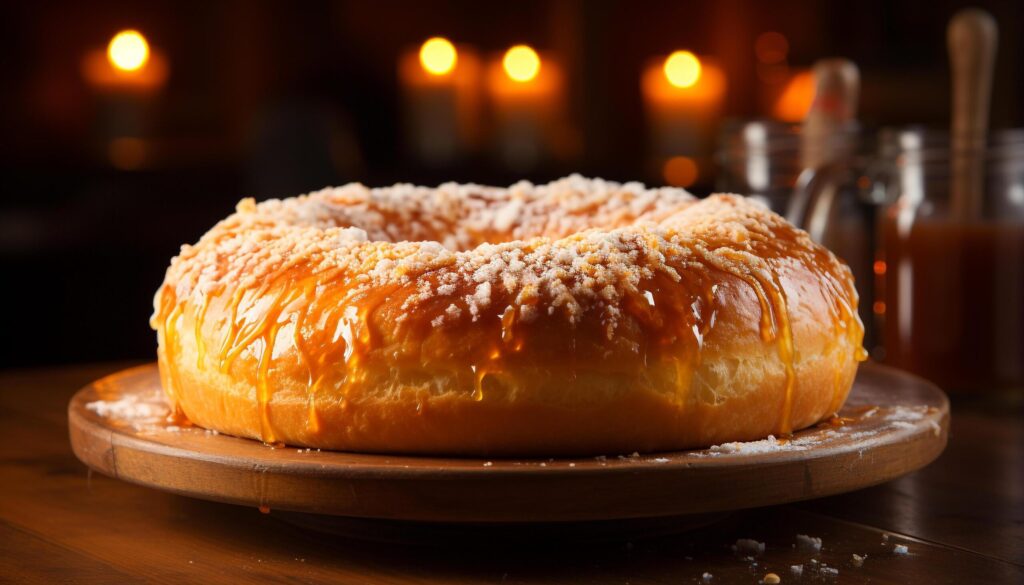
<box><xmin>69</xmin><ymin>363</ymin><xmax>948</xmax><ymax>528</ymax></box>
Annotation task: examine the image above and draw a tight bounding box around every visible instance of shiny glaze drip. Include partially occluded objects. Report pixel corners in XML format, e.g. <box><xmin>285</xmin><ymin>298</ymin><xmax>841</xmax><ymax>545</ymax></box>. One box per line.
<box><xmin>690</xmin><ymin>228</ymin><xmax>852</xmax><ymax>436</ymax></box>
<box><xmin>753</xmin><ymin>226</ymin><xmax>862</xmax><ymax>433</ymax></box>
<box><xmin>172</xmin><ymin>262</ymin><xmax>379</xmax><ymax>443</ymax></box>
<box><xmin>254</xmin><ymin>321</ymin><xmax>282</xmax><ymax>444</ymax></box>
<box><xmin>219</xmin><ymin>286</ymin><xmax>292</xmax><ymax>374</ymax></box>
<box><xmin>289</xmin><ymin>280</ymin><xmax>319</xmax><ymax>432</ymax></box>
<box><xmin>154</xmin><ymin>286</ymin><xmax>185</xmax><ymax>420</ymax></box>
<box><xmin>216</xmin><ymin>288</ymin><xmax>247</xmax><ymax>373</ymax></box>
<box><xmin>296</xmin><ymin>280</ymin><xmax>352</xmax><ymax>432</ymax></box>
<box><xmin>711</xmin><ymin>264</ymin><xmax>796</xmax><ymax>434</ymax></box>
<box><xmin>219</xmin><ymin>282</ymin><xmax>304</xmax><ymax>444</ymax></box>
<box><xmin>193</xmin><ymin>291</ymin><xmax>214</xmax><ymax>370</ymax></box>
<box><xmin>635</xmin><ymin>273</ymin><xmax>708</xmax><ymax>408</ymax></box>
<box><xmin>462</xmin><ymin>303</ymin><xmax>535</xmax><ymax>401</ymax></box>
<box><xmin>766</xmin><ymin>270</ymin><xmax>797</xmax><ymax>435</ymax></box>
<box><xmin>500</xmin><ymin>305</ymin><xmax>521</xmax><ymax>350</ymax></box>
<box><xmin>804</xmin><ymin>247</ymin><xmax>867</xmax><ymax>415</ymax></box>
<box><xmin>471</xmin><ymin>365</ymin><xmax>487</xmax><ymax>402</ymax></box>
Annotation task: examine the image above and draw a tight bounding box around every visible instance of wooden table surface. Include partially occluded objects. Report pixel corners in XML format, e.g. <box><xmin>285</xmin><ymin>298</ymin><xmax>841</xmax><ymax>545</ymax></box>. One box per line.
<box><xmin>1</xmin><ymin>362</ymin><xmax>1021</xmax><ymax>584</ymax></box>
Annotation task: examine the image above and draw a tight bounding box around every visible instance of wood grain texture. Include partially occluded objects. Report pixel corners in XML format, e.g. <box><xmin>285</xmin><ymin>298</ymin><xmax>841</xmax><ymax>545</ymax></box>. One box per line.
<box><xmin>2</xmin><ymin>362</ymin><xmax>1020</xmax><ymax>584</ymax></box>
<box><xmin>68</xmin><ymin>363</ymin><xmax>949</xmax><ymax>523</ymax></box>
<box><xmin>801</xmin><ymin>404</ymin><xmax>1024</xmax><ymax>566</ymax></box>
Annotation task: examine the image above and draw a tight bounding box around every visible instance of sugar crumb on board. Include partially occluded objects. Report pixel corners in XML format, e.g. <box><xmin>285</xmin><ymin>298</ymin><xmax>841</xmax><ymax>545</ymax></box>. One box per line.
<box><xmin>85</xmin><ymin>393</ymin><xmax>168</xmax><ymax>420</ymax></box>
<box><xmin>796</xmin><ymin>534</ymin><xmax>823</xmax><ymax>552</ymax></box>
<box><xmin>733</xmin><ymin>538</ymin><xmax>766</xmax><ymax>555</ymax></box>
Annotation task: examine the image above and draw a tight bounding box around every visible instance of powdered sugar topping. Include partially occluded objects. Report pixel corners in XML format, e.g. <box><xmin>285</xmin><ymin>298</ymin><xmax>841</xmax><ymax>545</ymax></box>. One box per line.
<box><xmin>156</xmin><ymin>175</ymin><xmax>846</xmax><ymax>339</ymax></box>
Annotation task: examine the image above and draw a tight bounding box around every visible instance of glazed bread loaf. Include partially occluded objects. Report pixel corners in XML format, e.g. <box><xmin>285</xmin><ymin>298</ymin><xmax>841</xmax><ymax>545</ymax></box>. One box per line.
<box><xmin>152</xmin><ymin>175</ymin><xmax>865</xmax><ymax>455</ymax></box>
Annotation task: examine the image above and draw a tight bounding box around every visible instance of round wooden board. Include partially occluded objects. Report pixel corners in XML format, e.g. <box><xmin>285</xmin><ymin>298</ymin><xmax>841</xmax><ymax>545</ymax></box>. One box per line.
<box><xmin>69</xmin><ymin>363</ymin><xmax>948</xmax><ymax>524</ymax></box>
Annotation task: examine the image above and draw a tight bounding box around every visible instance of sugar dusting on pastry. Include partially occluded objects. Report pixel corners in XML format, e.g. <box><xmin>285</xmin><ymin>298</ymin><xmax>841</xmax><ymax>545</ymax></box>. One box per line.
<box><xmin>158</xmin><ymin>175</ymin><xmax>851</xmax><ymax>336</ymax></box>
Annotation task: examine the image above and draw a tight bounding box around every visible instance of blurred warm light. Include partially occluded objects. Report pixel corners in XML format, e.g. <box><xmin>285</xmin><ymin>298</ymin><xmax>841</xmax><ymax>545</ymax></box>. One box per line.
<box><xmin>503</xmin><ymin>45</ymin><xmax>541</xmax><ymax>83</ymax></box>
<box><xmin>419</xmin><ymin>37</ymin><xmax>457</xmax><ymax>76</ymax></box>
<box><xmin>109</xmin><ymin>137</ymin><xmax>146</xmax><ymax>170</ymax></box>
<box><xmin>873</xmin><ymin>260</ymin><xmax>887</xmax><ymax>276</ymax></box>
<box><xmin>755</xmin><ymin>32</ymin><xmax>789</xmax><ymax>64</ymax></box>
<box><xmin>82</xmin><ymin>30</ymin><xmax>168</xmax><ymax>93</ymax></box>
<box><xmin>773</xmin><ymin>70</ymin><xmax>814</xmax><ymax>122</ymax></box>
<box><xmin>107</xmin><ymin>30</ymin><xmax>150</xmax><ymax>72</ymax></box>
<box><xmin>662</xmin><ymin>156</ymin><xmax>699</xmax><ymax>187</ymax></box>
<box><xmin>663</xmin><ymin>51</ymin><xmax>702</xmax><ymax>88</ymax></box>
<box><xmin>873</xmin><ymin>301</ymin><xmax>886</xmax><ymax>315</ymax></box>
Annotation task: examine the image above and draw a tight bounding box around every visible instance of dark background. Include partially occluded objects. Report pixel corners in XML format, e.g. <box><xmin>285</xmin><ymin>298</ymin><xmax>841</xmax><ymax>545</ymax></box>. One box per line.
<box><xmin>2</xmin><ymin>0</ymin><xmax>1022</xmax><ymax>368</ymax></box>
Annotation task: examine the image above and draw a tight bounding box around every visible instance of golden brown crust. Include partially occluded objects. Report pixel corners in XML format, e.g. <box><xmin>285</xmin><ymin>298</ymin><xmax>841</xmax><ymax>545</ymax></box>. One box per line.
<box><xmin>152</xmin><ymin>176</ymin><xmax>864</xmax><ymax>455</ymax></box>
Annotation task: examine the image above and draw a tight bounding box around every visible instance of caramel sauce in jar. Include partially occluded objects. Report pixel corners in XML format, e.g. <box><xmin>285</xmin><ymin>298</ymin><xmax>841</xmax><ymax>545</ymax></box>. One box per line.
<box><xmin>880</xmin><ymin>216</ymin><xmax>1024</xmax><ymax>394</ymax></box>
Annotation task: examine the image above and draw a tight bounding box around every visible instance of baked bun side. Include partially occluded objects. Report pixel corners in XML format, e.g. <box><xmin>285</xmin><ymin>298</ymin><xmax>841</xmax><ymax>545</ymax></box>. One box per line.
<box><xmin>153</xmin><ymin>176</ymin><xmax>865</xmax><ymax>455</ymax></box>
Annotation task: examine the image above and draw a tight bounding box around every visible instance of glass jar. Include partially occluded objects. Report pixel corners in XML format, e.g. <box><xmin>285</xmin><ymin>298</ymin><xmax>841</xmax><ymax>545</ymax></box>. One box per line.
<box><xmin>877</xmin><ymin>130</ymin><xmax>1024</xmax><ymax>396</ymax></box>
<box><xmin>716</xmin><ymin>120</ymin><xmax>803</xmax><ymax>214</ymax></box>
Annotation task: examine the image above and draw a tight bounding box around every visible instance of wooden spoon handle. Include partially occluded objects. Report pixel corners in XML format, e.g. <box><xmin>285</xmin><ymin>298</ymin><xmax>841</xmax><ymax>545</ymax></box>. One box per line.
<box><xmin>948</xmin><ymin>8</ymin><xmax>998</xmax><ymax>219</ymax></box>
<box><xmin>801</xmin><ymin>59</ymin><xmax>859</xmax><ymax>170</ymax></box>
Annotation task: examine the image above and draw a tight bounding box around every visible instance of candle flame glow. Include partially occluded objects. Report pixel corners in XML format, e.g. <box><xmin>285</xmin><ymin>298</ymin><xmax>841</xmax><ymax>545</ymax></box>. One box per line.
<box><xmin>503</xmin><ymin>45</ymin><xmax>541</xmax><ymax>83</ymax></box>
<box><xmin>107</xmin><ymin>30</ymin><xmax>150</xmax><ymax>72</ymax></box>
<box><xmin>419</xmin><ymin>37</ymin><xmax>458</xmax><ymax>76</ymax></box>
<box><xmin>663</xmin><ymin>51</ymin><xmax>701</xmax><ymax>88</ymax></box>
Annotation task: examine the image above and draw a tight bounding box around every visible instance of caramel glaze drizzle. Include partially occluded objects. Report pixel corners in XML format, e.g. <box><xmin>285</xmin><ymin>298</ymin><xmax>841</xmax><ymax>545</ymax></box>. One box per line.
<box><xmin>154</xmin><ymin>287</ymin><xmax>185</xmax><ymax>421</ymax></box>
<box><xmin>161</xmin><ymin>259</ymin><xmax>411</xmax><ymax>444</ymax></box>
<box><xmin>684</xmin><ymin>220</ymin><xmax>864</xmax><ymax>436</ymax></box>
<box><xmin>153</xmin><ymin>220</ymin><xmax>864</xmax><ymax>444</ymax></box>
